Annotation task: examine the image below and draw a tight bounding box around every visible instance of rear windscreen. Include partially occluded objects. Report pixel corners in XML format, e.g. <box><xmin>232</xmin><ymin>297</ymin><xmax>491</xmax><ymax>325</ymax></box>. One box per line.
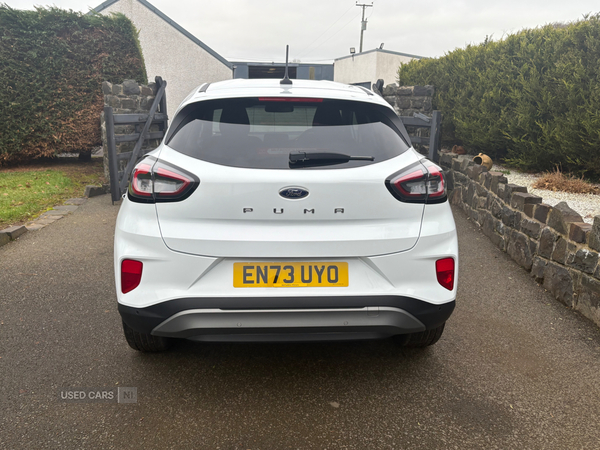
<box><xmin>165</xmin><ymin>98</ymin><xmax>411</xmax><ymax>169</ymax></box>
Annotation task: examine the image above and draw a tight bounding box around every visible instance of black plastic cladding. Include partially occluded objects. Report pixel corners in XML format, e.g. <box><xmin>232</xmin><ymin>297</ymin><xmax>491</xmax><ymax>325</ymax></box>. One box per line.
<box><xmin>385</xmin><ymin>160</ymin><xmax>448</xmax><ymax>204</ymax></box>
<box><xmin>128</xmin><ymin>156</ymin><xmax>200</xmax><ymax>204</ymax></box>
<box><xmin>119</xmin><ymin>296</ymin><xmax>456</xmax><ymax>335</ymax></box>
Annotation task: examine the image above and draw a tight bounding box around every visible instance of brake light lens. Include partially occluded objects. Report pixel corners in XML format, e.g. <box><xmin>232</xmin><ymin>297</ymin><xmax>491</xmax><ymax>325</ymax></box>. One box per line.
<box><xmin>128</xmin><ymin>158</ymin><xmax>199</xmax><ymax>203</ymax></box>
<box><xmin>436</xmin><ymin>258</ymin><xmax>455</xmax><ymax>291</ymax></box>
<box><xmin>121</xmin><ymin>259</ymin><xmax>143</xmax><ymax>293</ymax></box>
<box><xmin>425</xmin><ymin>165</ymin><xmax>446</xmax><ymax>199</ymax></box>
<box><xmin>130</xmin><ymin>163</ymin><xmax>153</xmax><ymax>197</ymax></box>
<box><xmin>385</xmin><ymin>161</ymin><xmax>447</xmax><ymax>204</ymax></box>
<box><xmin>393</xmin><ymin>167</ymin><xmax>428</xmax><ymax>200</ymax></box>
<box><xmin>153</xmin><ymin>166</ymin><xmax>192</xmax><ymax>198</ymax></box>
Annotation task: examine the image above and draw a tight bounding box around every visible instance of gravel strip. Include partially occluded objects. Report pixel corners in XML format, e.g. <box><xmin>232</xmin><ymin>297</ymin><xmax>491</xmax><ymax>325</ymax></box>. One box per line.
<box><xmin>492</xmin><ymin>165</ymin><xmax>600</xmax><ymax>224</ymax></box>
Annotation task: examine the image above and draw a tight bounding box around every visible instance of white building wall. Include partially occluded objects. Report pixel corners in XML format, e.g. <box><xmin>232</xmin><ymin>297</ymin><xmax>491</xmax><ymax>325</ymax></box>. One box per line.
<box><xmin>375</xmin><ymin>52</ymin><xmax>415</xmax><ymax>86</ymax></box>
<box><xmin>100</xmin><ymin>0</ymin><xmax>232</xmax><ymax>117</ymax></box>
<box><xmin>334</xmin><ymin>49</ymin><xmax>420</xmax><ymax>87</ymax></box>
<box><xmin>333</xmin><ymin>51</ymin><xmax>377</xmax><ymax>86</ymax></box>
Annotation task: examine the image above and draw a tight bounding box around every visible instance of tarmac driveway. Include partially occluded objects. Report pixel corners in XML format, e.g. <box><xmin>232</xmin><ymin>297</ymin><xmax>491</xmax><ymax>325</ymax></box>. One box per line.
<box><xmin>1</xmin><ymin>194</ymin><xmax>599</xmax><ymax>449</ymax></box>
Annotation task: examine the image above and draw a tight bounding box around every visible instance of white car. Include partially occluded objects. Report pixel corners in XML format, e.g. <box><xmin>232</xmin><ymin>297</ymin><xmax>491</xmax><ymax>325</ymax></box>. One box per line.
<box><xmin>114</xmin><ymin>78</ymin><xmax>458</xmax><ymax>352</ymax></box>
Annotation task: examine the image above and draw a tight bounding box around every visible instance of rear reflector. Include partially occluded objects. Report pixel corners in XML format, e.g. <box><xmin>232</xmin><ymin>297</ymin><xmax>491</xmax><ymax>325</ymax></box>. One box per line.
<box><xmin>436</xmin><ymin>258</ymin><xmax>455</xmax><ymax>291</ymax></box>
<box><xmin>121</xmin><ymin>259</ymin><xmax>143</xmax><ymax>294</ymax></box>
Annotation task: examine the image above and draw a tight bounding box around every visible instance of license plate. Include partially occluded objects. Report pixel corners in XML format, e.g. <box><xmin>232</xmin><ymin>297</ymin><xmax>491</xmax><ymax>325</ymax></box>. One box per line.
<box><xmin>233</xmin><ymin>262</ymin><xmax>348</xmax><ymax>288</ymax></box>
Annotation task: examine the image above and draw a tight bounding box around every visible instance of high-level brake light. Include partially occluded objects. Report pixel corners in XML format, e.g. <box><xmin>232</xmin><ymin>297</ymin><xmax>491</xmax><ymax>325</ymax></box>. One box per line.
<box><xmin>258</xmin><ymin>97</ymin><xmax>323</xmax><ymax>102</ymax></box>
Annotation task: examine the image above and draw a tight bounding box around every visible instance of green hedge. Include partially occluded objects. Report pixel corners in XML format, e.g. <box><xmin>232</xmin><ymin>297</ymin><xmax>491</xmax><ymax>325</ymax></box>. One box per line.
<box><xmin>398</xmin><ymin>16</ymin><xmax>600</xmax><ymax>179</ymax></box>
<box><xmin>0</xmin><ymin>5</ymin><xmax>147</xmax><ymax>165</ymax></box>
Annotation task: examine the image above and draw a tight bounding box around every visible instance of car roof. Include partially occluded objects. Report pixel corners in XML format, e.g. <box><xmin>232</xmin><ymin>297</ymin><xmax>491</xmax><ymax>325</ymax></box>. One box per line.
<box><xmin>178</xmin><ymin>78</ymin><xmax>391</xmax><ymax>111</ymax></box>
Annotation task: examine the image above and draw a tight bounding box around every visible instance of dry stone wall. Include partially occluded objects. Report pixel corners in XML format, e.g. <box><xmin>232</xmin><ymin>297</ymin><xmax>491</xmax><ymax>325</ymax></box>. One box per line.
<box><xmin>100</xmin><ymin>79</ymin><xmax>162</xmax><ymax>180</ymax></box>
<box><xmin>378</xmin><ymin>84</ymin><xmax>434</xmax><ymax>117</ymax></box>
<box><xmin>439</xmin><ymin>152</ymin><xmax>600</xmax><ymax>327</ymax></box>
<box><xmin>377</xmin><ymin>84</ymin><xmax>435</xmax><ymax>153</ymax></box>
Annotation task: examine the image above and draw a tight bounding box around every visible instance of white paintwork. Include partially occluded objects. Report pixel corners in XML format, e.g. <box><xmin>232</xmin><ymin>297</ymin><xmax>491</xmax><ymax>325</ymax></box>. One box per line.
<box><xmin>334</xmin><ymin>49</ymin><xmax>421</xmax><ymax>86</ymax></box>
<box><xmin>175</xmin><ymin>78</ymin><xmax>390</xmax><ymax>117</ymax></box>
<box><xmin>115</xmin><ymin>199</ymin><xmax>457</xmax><ymax>309</ymax></box>
<box><xmin>98</xmin><ymin>0</ymin><xmax>232</xmax><ymax>117</ymax></box>
<box><xmin>154</xmin><ymin>146</ymin><xmax>424</xmax><ymax>257</ymax></box>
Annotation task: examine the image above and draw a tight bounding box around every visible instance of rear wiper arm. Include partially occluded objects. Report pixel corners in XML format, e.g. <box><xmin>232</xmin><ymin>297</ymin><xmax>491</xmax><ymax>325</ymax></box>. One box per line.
<box><xmin>289</xmin><ymin>150</ymin><xmax>374</xmax><ymax>167</ymax></box>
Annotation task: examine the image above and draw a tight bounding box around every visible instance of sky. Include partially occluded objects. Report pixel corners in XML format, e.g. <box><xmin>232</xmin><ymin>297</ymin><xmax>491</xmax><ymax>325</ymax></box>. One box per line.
<box><xmin>3</xmin><ymin>0</ymin><xmax>599</xmax><ymax>62</ymax></box>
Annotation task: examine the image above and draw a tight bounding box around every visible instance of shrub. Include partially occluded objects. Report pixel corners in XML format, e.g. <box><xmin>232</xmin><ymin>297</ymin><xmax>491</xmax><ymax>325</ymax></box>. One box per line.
<box><xmin>398</xmin><ymin>16</ymin><xmax>600</xmax><ymax>180</ymax></box>
<box><xmin>0</xmin><ymin>5</ymin><xmax>147</xmax><ymax>165</ymax></box>
<box><xmin>532</xmin><ymin>167</ymin><xmax>600</xmax><ymax>195</ymax></box>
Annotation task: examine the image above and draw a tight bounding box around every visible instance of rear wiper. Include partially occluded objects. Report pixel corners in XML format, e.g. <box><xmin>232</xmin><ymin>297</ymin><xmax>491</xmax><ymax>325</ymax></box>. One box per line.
<box><xmin>289</xmin><ymin>150</ymin><xmax>374</xmax><ymax>167</ymax></box>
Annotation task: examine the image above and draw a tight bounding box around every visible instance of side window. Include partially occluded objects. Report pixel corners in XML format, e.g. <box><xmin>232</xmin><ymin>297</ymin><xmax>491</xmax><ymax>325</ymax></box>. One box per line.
<box><xmin>350</xmin><ymin>110</ymin><xmax>359</xmax><ymax>141</ymax></box>
<box><xmin>212</xmin><ymin>109</ymin><xmax>222</xmax><ymax>135</ymax></box>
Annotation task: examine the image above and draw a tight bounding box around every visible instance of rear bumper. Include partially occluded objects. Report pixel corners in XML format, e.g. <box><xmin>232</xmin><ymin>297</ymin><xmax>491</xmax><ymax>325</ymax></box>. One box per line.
<box><xmin>119</xmin><ymin>296</ymin><xmax>455</xmax><ymax>342</ymax></box>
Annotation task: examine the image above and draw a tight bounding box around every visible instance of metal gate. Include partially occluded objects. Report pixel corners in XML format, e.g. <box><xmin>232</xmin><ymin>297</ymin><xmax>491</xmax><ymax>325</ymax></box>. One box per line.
<box><xmin>372</xmin><ymin>79</ymin><xmax>442</xmax><ymax>163</ymax></box>
<box><xmin>399</xmin><ymin>111</ymin><xmax>442</xmax><ymax>163</ymax></box>
<box><xmin>105</xmin><ymin>76</ymin><xmax>168</xmax><ymax>203</ymax></box>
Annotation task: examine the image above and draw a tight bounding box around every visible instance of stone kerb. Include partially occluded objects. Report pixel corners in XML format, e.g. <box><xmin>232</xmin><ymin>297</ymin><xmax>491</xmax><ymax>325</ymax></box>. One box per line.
<box><xmin>439</xmin><ymin>152</ymin><xmax>600</xmax><ymax>328</ymax></box>
<box><xmin>100</xmin><ymin>80</ymin><xmax>161</xmax><ymax>180</ymax></box>
<box><xmin>0</xmin><ymin>199</ymin><xmax>87</xmax><ymax>247</ymax></box>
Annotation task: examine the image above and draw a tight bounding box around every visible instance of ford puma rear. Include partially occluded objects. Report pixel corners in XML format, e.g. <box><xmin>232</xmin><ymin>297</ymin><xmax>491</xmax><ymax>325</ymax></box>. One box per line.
<box><xmin>114</xmin><ymin>79</ymin><xmax>457</xmax><ymax>352</ymax></box>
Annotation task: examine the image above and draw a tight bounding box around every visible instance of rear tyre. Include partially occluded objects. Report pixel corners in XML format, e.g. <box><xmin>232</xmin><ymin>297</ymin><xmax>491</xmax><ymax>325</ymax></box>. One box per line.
<box><xmin>122</xmin><ymin>321</ymin><xmax>171</xmax><ymax>352</ymax></box>
<box><xmin>395</xmin><ymin>323</ymin><xmax>445</xmax><ymax>348</ymax></box>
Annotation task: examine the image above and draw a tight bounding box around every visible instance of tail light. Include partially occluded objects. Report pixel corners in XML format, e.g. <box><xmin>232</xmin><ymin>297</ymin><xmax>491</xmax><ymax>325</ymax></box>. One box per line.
<box><xmin>385</xmin><ymin>161</ymin><xmax>447</xmax><ymax>204</ymax></box>
<box><xmin>121</xmin><ymin>259</ymin><xmax>143</xmax><ymax>293</ymax></box>
<box><xmin>128</xmin><ymin>157</ymin><xmax>199</xmax><ymax>203</ymax></box>
<box><xmin>436</xmin><ymin>258</ymin><xmax>455</xmax><ymax>291</ymax></box>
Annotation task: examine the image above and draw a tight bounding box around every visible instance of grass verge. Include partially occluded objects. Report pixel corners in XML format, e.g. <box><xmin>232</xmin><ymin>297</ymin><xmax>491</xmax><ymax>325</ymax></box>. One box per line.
<box><xmin>0</xmin><ymin>158</ymin><xmax>106</xmax><ymax>228</ymax></box>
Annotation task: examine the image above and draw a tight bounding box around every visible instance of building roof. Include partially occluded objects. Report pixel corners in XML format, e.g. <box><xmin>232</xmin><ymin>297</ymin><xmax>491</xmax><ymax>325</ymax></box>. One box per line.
<box><xmin>231</xmin><ymin>61</ymin><xmax>333</xmax><ymax>67</ymax></box>
<box><xmin>334</xmin><ymin>48</ymin><xmax>425</xmax><ymax>62</ymax></box>
<box><xmin>93</xmin><ymin>0</ymin><xmax>231</xmax><ymax>69</ymax></box>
